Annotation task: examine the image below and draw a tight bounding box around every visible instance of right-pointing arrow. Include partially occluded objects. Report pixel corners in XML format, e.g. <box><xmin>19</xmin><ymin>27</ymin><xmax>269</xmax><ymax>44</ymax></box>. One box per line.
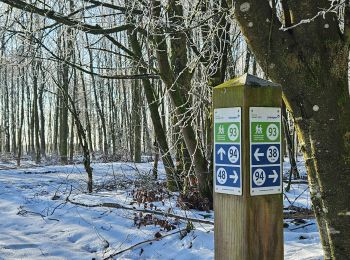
<box><xmin>254</xmin><ymin>148</ymin><xmax>264</xmax><ymax>161</ymax></box>
<box><xmin>230</xmin><ymin>170</ymin><xmax>238</xmax><ymax>183</ymax></box>
<box><xmin>268</xmin><ymin>170</ymin><xmax>278</xmax><ymax>183</ymax></box>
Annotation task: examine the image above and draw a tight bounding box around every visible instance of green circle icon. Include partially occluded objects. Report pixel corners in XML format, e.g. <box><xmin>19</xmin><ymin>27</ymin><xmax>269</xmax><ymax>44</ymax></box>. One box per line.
<box><xmin>227</xmin><ymin>124</ymin><xmax>239</xmax><ymax>141</ymax></box>
<box><xmin>266</xmin><ymin>124</ymin><xmax>279</xmax><ymax>141</ymax></box>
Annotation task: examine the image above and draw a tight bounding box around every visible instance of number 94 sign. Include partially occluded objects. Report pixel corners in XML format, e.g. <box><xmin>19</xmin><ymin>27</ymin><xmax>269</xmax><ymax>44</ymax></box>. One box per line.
<box><xmin>250</xmin><ymin>107</ymin><xmax>282</xmax><ymax>196</ymax></box>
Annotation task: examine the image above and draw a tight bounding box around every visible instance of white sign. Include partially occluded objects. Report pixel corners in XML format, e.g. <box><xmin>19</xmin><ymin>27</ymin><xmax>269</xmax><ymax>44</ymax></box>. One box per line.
<box><xmin>250</xmin><ymin>107</ymin><xmax>282</xmax><ymax>196</ymax></box>
<box><xmin>214</xmin><ymin>107</ymin><xmax>242</xmax><ymax>195</ymax></box>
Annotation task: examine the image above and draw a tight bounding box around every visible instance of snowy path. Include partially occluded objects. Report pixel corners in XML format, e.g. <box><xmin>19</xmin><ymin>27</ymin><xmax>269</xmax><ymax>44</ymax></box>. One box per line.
<box><xmin>0</xmin><ymin>161</ymin><xmax>322</xmax><ymax>259</ymax></box>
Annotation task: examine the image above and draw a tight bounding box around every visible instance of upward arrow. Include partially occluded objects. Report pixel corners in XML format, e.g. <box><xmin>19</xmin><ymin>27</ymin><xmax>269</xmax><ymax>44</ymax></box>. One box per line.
<box><xmin>217</xmin><ymin>147</ymin><xmax>226</xmax><ymax>160</ymax></box>
<box><xmin>254</xmin><ymin>148</ymin><xmax>264</xmax><ymax>161</ymax></box>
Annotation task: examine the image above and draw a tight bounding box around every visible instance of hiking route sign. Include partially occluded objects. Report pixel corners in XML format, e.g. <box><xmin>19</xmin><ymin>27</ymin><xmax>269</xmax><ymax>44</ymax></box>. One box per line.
<box><xmin>250</xmin><ymin>107</ymin><xmax>282</xmax><ymax>196</ymax></box>
<box><xmin>214</xmin><ymin>107</ymin><xmax>242</xmax><ymax>195</ymax></box>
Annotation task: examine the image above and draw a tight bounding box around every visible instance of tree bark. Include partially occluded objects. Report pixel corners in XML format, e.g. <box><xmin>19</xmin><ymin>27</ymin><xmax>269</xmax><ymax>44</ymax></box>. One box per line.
<box><xmin>17</xmin><ymin>67</ymin><xmax>25</xmax><ymax>166</ymax></box>
<box><xmin>231</xmin><ymin>1</ymin><xmax>350</xmax><ymax>257</ymax></box>
<box><xmin>10</xmin><ymin>68</ymin><xmax>17</xmax><ymax>155</ymax></box>
<box><xmin>86</xmin><ymin>37</ymin><xmax>108</xmax><ymax>158</ymax></box>
<box><xmin>69</xmin><ymin>69</ymin><xmax>78</xmax><ymax>162</ymax></box>
<box><xmin>53</xmin><ymin>87</ymin><xmax>60</xmax><ymax>155</ymax></box>
<box><xmin>32</xmin><ymin>61</ymin><xmax>41</xmax><ymax>163</ymax></box>
<box><xmin>132</xmin><ymin>79</ymin><xmax>142</xmax><ymax>163</ymax></box>
<box><xmin>244</xmin><ymin>47</ymin><xmax>251</xmax><ymax>73</ymax></box>
<box><xmin>79</xmin><ymin>67</ymin><xmax>94</xmax><ymax>157</ymax></box>
<box><xmin>59</xmin><ymin>27</ymin><xmax>73</xmax><ymax>164</ymax></box>
<box><xmin>152</xmin><ymin>0</ymin><xmax>211</xmax><ymax>199</ymax></box>
<box><xmin>39</xmin><ymin>67</ymin><xmax>46</xmax><ymax>159</ymax></box>
<box><xmin>127</xmin><ymin>26</ymin><xmax>178</xmax><ymax>190</ymax></box>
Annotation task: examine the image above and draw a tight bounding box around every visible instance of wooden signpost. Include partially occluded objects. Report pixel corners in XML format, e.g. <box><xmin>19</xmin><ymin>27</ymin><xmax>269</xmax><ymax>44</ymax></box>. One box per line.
<box><xmin>213</xmin><ymin>74</ymin><xmax>283</xmax><ymax>260</ymax></box>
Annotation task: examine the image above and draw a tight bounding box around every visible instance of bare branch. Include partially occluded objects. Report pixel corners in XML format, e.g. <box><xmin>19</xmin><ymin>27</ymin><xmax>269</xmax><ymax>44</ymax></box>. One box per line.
<box><xmin>26</xmin><ymin>34</ymin><xmax>159</xmax><ymax>80</ymax></box>
<box><xmin>82</xmin><ymin>0</ymin><xmax>144</xmax><ymax>15</ymax></box>
<box><xmin>0</xmin><ymin>0</ymin><xmax>134</xmax><ymax>35</ymax></box>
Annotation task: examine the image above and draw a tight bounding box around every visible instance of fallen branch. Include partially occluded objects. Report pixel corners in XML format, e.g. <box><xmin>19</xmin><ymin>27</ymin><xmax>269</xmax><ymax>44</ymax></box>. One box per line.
<box><xmin>66</xmin><ymin>197</ymin><xmax>214</xmax><ymax>225</ymax></box>
<box><xmin>290</xmin><ymin>223</ymin><xmax>315</xmax><ymax>231</ymax></box>
<box><xmin>103</xmin><ymin>228</ymin><xmax>187</xmax><ymax>260</ymax></box>
<box><xmin>282</xmin><ymin>180</ymin><xmax>308</xmax><ymax>185</ymax></box>
<box><xmin>66</xmin><ymin>196</ymin><xmax>315</xmax><ymax>222</ymax></box>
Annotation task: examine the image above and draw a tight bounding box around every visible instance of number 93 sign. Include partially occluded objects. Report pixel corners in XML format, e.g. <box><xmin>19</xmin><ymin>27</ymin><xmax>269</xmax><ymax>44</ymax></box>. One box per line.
<box><xmin>214</xmin><ymin>107</ymin><xmax>242</xmax><ymax>195</ymax></box>
<box><xmin>250</xmin><ymin>107</ymin><xmax>282</xmax><ymax>196</ymax></box>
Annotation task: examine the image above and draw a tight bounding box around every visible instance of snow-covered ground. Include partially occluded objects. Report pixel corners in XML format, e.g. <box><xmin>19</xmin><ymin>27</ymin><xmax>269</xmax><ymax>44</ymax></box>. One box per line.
<box><xmin>0</xmin><ymin>158</ymin><xmax>322</xmax><ymax>259</ymax></box>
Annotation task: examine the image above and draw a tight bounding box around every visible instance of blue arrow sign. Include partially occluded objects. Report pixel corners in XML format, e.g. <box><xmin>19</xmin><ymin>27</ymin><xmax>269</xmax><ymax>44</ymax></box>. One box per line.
<box><xmin>215</xmin><ymin>166</ymin><xmax>241</xmax><ymax>188</ymax></box>
<box><xmin>251</xmin><ymin>144</ymin><xmax>280</xmax><ymax>165</ymax></box>
<box><xmin>251</xmin><ymin>166</ymin><xmax>280</xmax><ymax>188</ymax></box>
<box><xmin>250</xmin><ymin>107</ymin><xmax>282</xmax><ymax>196</ymax></box>
<box><xmin>215</xmin><ymin>144</ymin><xmax>241</xmax><ymax>165</ymax></box>
<box><xmin>214</xmin><ymin>107</ymin><xmax>242</xmax><ymax>195</ymax></box>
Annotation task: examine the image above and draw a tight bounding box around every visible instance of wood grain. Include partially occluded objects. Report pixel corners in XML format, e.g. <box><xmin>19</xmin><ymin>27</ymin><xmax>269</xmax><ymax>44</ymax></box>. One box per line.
<box><xmin>213</xmin><ymin>75</ymin><xmax>283</xmax><ymax>260</ymax></box>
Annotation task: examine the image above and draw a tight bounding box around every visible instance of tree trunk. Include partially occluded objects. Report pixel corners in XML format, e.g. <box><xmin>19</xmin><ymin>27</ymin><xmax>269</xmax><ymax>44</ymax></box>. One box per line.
<box><xmin>69</xmin><ymin>69</ymin><xmax>77</xmax><ymax>162</ymax></box>
<box><xmin>283</xmin><ymin>102</ymin><xmax>300</xmax><ymax>192</ymax></box>
<box><xmin>3</xmin><ymin>69</ymin><xmax>11</xmax><ymax>153</ymax></box>
<box><xmin>58</xmin><ymin>83</ymin><xmax>93</xmax><ymax>193</ymax></box>
<box><xmin>121</xmin><ymin>78</ymin><xmax>131</xmax><ymax>160</ymax></box>
<box><xmin>26</xmin><ymin>74</ymin><xmax>32</xmax><ymax>156</ymax></box>
<box><xmin>79</xmin><ymin>69</ymin><xmax>94</xmax><ymax>157</ymax></box>
<box><xmin>132</xmin><ymin>79</ymin><xmax>142</xmax><ymax>163</ymax></box>
<box><xmin>39</xmin><ymin>66</ymin><xmax>46</xmax><ymax>159</ymax></box>
<box><xmin>59</xmin><ymin>28</ymin><xmax>71</xmax><ymax>164</ymax></box>
<box><xmin>10</xmin><ymin>68</ymin><xmax>17</xmax><ymax>155</ymax></box>
<box><xmin>17</xmin><ymin>68</ymin><xmax>25</xmax><ymax>166</ymax></box>
<box><xmin>107</xmin><ymin>81</ymin><xmax>117</xmax><ymax>158</ymax></box>
<box><xmin>142</xmin><ymin>97</ymin><xmax>152</xmax><ymax>156</ymax></box>
<box><xmin>292</xmin><ymin>77</ymin><xmax>350</xmax><ymax>259</ymax></box>
<box><xmin>232</xmin><ymin>1</ymin><xmax>350</xmax><ymax>257</ymax></box>
<box><xmin>53</xmin><ymin>89</ymin><xmax>59</xmax><ymax>155</ymax></box>
<box><xmin>152</xmin><ymin>0</ymin><xmax>211</xmax><ymax>199</ymax></box>
<box><xmin>244</xmin><ymin>47</ymin><xmax>251</xmax><ymax>73</ymax></box>
<box><xmin>86</xmin><ymin>36</ymin><xmax>108</xmax><ymax>158</ymax></box>
<box><xmin>127</xmin><ymin>27</ymin><xmax>177</xmax><ymax>190</ymax></box>
<box><xmin>32</xmin><ymin>61</ymin><xmax>41</xmax><ymax>164</ymax></box>
<box><xmin>59</xmin><ymin>65</ymin><xmax>69</xmax><ymax>164</ymax></box>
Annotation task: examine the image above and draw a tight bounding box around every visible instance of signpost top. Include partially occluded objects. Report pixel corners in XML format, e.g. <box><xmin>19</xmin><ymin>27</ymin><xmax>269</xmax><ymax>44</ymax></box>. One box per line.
<box><xmin>214</xmin><ymin>73</ymin><xmax>281</xmax><ymax>89</ymax></box>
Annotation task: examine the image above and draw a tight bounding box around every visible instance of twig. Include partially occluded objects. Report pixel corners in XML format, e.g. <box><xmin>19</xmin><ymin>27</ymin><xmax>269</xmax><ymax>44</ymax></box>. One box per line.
<box><xmin>103</xmin><ymin>228</ymin><xmax>187</xmax><ymax>260</ymax></box>
<box><xmin>48</xmin><ymin>185</ymin><xmax>73</xmax><ymax>216</ymax></box>
<box><xmin>290</xmin><ymin>223</ymin><xmax>315</xmax><ymax>231</ymax></box>
<box><xmin>282</xmin><ymin>180</ymin><xmax>308</xmax><ymax>185</ymax></box>
<box><xmin>66</xmin><ymin>197</ymin><xmax>214</xmax><ymax>225</ymax></box>
<box><xmin>290</xmin><ymin>186</ymin><xmax>309</xmax><ymax>207</ymax></box>
<box><xmin>283</xmin><ymin>192</ymin><xmax>293</xmax><ymax>206</ymax></box>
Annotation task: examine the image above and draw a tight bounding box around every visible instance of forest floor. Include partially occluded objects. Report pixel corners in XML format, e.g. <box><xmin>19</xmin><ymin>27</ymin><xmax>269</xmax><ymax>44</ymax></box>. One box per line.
<box><xmin>0</xmin><ymin>157</ymin><xmax>322</xmax><ymax>260</ymax></box>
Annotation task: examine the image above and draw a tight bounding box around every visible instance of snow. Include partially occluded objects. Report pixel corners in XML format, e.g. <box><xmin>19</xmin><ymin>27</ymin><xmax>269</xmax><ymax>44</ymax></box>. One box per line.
<box><xmin>0</xmin><ymin>159</ymin><xmax>323</xmax><ymax>259</ymax></box>
<box><xmin>239</xmin><ymin>3</ymin><xmax>250</xmax><ymax>13</ymax></box>
<box><xmin>313</xmin><ymin>105</ymin><xmax>319</xmax><ymax>111</ymax></box>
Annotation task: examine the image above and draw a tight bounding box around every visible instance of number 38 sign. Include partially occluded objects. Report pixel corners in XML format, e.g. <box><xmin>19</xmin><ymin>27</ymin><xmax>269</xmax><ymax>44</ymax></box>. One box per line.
<box><xmin>214</xmin><ymin>107</ymin><xmax>242</xmax><ymax>195</ymax></box>
<box><xmin>250</xmin><ymin>107</ymin><xmax>282</xmax><ymax>196</ymax></box>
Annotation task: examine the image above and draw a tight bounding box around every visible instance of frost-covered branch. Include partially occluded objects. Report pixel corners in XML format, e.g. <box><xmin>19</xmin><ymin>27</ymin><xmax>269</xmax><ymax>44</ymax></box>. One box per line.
<box><xmin>280</xmin><ymin>0</ymin><xmax>345</xmax><ymax>31</ymax></box>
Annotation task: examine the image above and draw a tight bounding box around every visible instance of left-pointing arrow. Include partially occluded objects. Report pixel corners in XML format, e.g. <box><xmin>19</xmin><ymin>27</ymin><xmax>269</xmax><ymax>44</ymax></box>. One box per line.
<box><xmin>254</xmin><ymin>148</ymin><xmax>264</xmax><ymax>161</ymax></box>
<box><xmin>268</xmin><ymin>170</ymin><xmax>278</xmax><ymax>183</ymax></box>
<box><xmin>230</xmin><ymin>170</ymin><xmax>238</xmax><ymax>183</ymax></box>
<box><xmin>217</xmin><ymin>147</ymin><xmax>226</xmax><ymax>160</ymax></box>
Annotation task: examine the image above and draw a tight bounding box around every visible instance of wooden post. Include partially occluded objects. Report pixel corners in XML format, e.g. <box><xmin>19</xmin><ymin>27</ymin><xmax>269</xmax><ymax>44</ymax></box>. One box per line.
<box><xmin>213</xmin><ymin>74</ymin><xmax>283</xmax><ymax>260</ymax></box>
